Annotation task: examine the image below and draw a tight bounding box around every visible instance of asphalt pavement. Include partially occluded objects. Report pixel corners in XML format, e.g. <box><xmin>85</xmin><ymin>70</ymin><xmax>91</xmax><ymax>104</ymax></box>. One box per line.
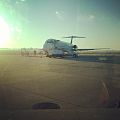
<box><xmin>0</xmin><ymin>55</ymin><xmax>120</xmax><ymax>120</ymax></box>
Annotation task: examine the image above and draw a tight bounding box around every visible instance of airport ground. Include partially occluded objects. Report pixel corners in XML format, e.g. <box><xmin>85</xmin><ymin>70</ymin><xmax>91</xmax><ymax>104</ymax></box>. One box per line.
<box><xmin>0</xmin><ymin>50</ymin><xmax>120</xmax><ymax>120</ymax></box>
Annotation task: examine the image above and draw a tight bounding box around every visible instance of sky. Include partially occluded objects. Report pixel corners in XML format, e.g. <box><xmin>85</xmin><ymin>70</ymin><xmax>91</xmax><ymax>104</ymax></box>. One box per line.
<box><xmin>0</xmin><ymin>0</ymin><xmax>120</xmax><ymax>49</ymax></box>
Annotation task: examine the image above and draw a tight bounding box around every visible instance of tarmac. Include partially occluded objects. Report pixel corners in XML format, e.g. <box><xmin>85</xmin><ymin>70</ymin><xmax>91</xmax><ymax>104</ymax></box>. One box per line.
<box><xmin>0</xmin><ymin>54</ymin><xmax>120</xmax><ymax>120</ymax></box>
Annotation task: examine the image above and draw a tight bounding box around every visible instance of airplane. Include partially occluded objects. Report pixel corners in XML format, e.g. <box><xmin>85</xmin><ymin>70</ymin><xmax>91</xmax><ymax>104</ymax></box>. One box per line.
<box><xmin>43</xmin><ymin>36</ymin><xmax>86</xmax><ymax>58</ymax></box>
<box><xmin>43</xmin><ymin>36</ymin><xmax>110</xmax><ymax>58</ymax></box>
<box><xmin>21</xmin><ymin>35</ymin><xmax>110</xmax><ymax>58</ymax></box>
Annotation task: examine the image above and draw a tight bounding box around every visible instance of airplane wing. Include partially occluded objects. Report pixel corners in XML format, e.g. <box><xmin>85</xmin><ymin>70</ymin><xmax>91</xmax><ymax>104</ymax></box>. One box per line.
<box><xmin>78</xmin><ymin>48</ymin><xmax>110</xmax><ymax>51</ymax></box>
<box><xmin>78</xmin><ymin>49</ymin><xmax>95</xmax><ymax>51</ymax></box>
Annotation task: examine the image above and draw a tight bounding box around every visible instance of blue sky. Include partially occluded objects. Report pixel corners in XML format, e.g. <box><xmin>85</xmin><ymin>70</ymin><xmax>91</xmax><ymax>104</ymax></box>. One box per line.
<box><xmin>0</xmin><ymin>0</ymin><xmax>120</xmax><ymax>49</ymax></box>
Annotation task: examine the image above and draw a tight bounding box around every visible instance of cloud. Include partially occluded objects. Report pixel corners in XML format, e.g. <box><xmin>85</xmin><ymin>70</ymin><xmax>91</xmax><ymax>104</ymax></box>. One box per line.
<box><xmin>16</xmin><ymin>0</ymin><xmax>26</xmax><ymax>4</ymax></box>
<box><xmin>88</xmin><ymin>15</ymin><xmax>95</xmax><ymax>20</ymax></box>
<box><xmin>77</xmin><ymin>14</ymin><xmax>96</xmax><ymax>22</ymax></box>
<box><xmin>55</xmin><ymin>11</ymin><xmax>64</xmax><ymax>20</ymax></box>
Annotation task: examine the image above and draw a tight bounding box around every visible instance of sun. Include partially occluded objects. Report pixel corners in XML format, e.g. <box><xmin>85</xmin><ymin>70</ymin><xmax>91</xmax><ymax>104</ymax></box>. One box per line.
<box><xmin>0</xmin><ymin>16</ymin><xmax>11</xmax><ymax>48</ymax></box>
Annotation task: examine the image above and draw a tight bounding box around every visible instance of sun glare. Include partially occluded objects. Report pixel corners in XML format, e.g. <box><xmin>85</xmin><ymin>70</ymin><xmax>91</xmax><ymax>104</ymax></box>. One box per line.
<box><xmin>0</xmin><ymin>16</ymin><xmax>11</xmax><ymax>48</ymax></box>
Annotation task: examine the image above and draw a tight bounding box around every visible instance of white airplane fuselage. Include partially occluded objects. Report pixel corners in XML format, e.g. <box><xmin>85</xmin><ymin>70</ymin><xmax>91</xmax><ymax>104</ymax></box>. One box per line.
<box><xmin>43</xmin><ymin>39</ymin><xmax>78</xmax><ymax>57</ymax></box>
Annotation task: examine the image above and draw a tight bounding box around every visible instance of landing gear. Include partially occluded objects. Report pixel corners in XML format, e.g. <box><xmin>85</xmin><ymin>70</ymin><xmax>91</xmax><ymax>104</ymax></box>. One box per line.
<box><xmin>73</xmin><ymin>54</ymin><xmax>78</xmax><ymax>58</ymax></box>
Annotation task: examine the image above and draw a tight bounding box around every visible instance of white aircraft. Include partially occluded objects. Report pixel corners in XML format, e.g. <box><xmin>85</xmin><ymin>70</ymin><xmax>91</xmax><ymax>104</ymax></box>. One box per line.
<box><xmin>21</xmin><ymin>36</ymin><xmax>109</xmax><ymax>57</ymax></box>
<box><xmin>43</xmin><ymin>36</ymin><xmax>85</xmax><ymax>57</ymax></box>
